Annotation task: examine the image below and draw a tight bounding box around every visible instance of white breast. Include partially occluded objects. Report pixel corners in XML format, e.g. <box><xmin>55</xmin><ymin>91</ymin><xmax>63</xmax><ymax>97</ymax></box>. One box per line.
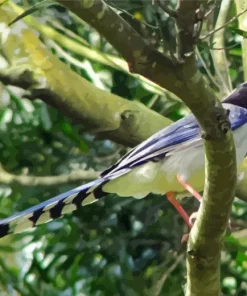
<box><xmin>103</xmin><ymin>124</ymin><xmax>247</xmax><ymax>199</ymax></box>
<box><xmin>233</xmin><ymin>124</ymin><xmax>247</xmax><ymax>163</ymax></box>
<box><xmin>161</xmin><ymin>124</ymin><xmax>247</xmax><ymax>195</ymax></box>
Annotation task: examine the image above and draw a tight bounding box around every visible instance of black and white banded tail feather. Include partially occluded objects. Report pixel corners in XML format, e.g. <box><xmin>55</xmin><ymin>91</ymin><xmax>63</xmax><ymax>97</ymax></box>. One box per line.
<box><xmin>0</xmin><ymin>178</ymin><xmax>109</xmax><ymax>238</ymax></box>
<box><xmin>2</xmin><ymin>101</ymin><xmax>247</xmax><ymax>239</ymax></box>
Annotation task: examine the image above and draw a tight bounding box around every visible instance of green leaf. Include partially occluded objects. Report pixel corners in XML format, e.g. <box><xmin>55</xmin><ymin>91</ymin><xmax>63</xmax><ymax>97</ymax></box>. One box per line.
<box><xmin>40</xmin><ymin>104</ymin><xmax>52</xmax><ymax>131</ymax></box>
<box><xmin>0</xmin><ymin>0</ymin><xmax>9</xmax><ymax>7</ymax></box>
<box><xmin>60</xmin><ymin>121</ymin><xmax>72</xmax><ymax>134</ymax></box>
<box><xmin>229</xmin><ymin>27</ymin><xmax>247</xmax><ymax>38</ymax></box>
<box><xmin>229</xmin><ymin>48</ymin><xmax>242</xmax><ymax>57</ymax></box>
<box><xmin>60</xmin><ymin>121</ymin><xmax>89</xmax><ymax>153</ymax></box>
<box><xmin>0</xmin><ymin>108</ymin><xmax>12</xmax><ymax>125</ymax></box>
<box><xmin>8</xmin><ymin>0</ymin><xmax>57</xmax><ymax>26</ymax></box>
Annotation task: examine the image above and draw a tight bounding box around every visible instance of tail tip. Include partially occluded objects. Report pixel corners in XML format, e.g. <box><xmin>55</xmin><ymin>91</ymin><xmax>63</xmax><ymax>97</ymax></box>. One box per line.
<box><xmin>0</xmin><ymin>223</ymin><xmax>10</xmax><ymax>239</ymax></box>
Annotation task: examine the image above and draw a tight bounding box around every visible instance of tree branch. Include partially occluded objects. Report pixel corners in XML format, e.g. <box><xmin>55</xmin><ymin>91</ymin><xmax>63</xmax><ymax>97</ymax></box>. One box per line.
<box><xmin>10</xmin><ymin>2</ymin><xmax>181</xmax><ymax>102</ymax></box>
<box><xmin>210</xmin><ymin>0</ymin><xmax>233</xmax><ymax>96</ymax></box>
<box><xmin>200</xmin><ymin>6</ymin><xmax>247</xmax><ymax>41</ymax></box>
<box><xmin>53</xmin><ymin>2</ymin><xmax>239</xmax><ymax>295</ymax></box>
<box><xmin>196</xmin><ymin>47</ymin><xmax>220</xmax><ymax>90</ymax></box>
<box><xmin>56</xmin><ymin>0</ymin><xmax>175</xmax><ymax>74</ymax></box>
<box><xmin>176</xmin><ymin>0</ymin><xmax>203</xmax><ymax>60</ymax></box>
<box><xmin>155</xmin><ymin>0</ymin><xmax>177</xmax><ymax>18</ymax></box>
<box><xmin>186</xmin><ymin>134</ymin><xmax>236</xmax><ymax>296</ymax></box>
<box><xmin>1</xmin><ymin>3</ymin><xmax>242</xmax><ymax>294</ymax></box>
<box><xmin>235</xmin><ymin>0</ymin><xmax>247</xmax><ymax>81</ymax></box>
<box><xmin>151</xmin><ymin>253</ymin><xmax>185</xmax><ymax>296</ymax></box>
<box><xmin>9</xmin><ymin>2</ymin><xmax>126</xmax><ymax>70</ymax></box>
<box><xmin>0</xmin><ymin>164</ymin><xmax>100</xmax><ymax>187</ymax></box>
<box><xmin>0</xmin><ymin>4</ymin><xmax>172</xmax><ymax>148</ymax></box>
<box><xmin>236</xmin><ymin>158</ymin><xmax>247</xmax><ymax>203</ymax></box>
<box><xmin>55</xmin><ymin>1</ymin><xmax>231</xmax><ymax>143</ymax></box>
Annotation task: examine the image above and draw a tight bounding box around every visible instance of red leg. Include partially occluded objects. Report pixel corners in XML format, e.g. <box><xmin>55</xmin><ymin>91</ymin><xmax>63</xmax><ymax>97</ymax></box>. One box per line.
<box><xmin>166</xmin><ymin>192</ymin><xmax>192</xmax><ymax>229</ymax></box>
<box><xmin>176</xmin><ymin>175</ymin><xmax>202</xmax><ymax>202</ymax></box>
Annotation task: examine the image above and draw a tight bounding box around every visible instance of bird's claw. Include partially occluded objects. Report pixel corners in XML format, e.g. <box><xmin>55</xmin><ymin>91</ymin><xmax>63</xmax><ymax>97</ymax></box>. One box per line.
<box><xmin>181</xmin><ymin>212</ymin><xmax>198</xmax><ymax>244</ymax></box>
<box><xmin>181</xmin><ymin>233</ymin><xmax>190</xmax><ymax>244</ymax></box>
<box><xmin>189</xmin><ymin>211</ymin><xmax>198</xmax><ymax>226</ymax></box>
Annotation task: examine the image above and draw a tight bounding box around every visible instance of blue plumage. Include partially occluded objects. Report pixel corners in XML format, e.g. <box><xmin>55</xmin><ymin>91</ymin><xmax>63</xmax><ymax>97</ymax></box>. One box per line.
<box><xmin>1</xmin><ymin>100</ymin><xmax>247</xmax><ymax>238</ymax></box>
<box><xmin>102</xmin><ymin>103</ymin><xmax>247</xmax><ymax>176</ymax></box>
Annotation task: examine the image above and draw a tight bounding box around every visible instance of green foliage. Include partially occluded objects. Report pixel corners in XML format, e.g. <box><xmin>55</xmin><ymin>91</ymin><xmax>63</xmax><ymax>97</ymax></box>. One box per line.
<box><xmin>0</xmin><ymin>0</ymin><xmax>247</xmax><ymax>295</ymax></box>
<box><xmin>8</xmin><ymin>0</ymin><xmax>57</xmax><ymax>26</ymax></box>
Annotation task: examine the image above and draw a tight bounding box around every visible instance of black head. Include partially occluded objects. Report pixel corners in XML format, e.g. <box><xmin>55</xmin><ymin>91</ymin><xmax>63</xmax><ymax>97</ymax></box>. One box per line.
<box><xmin>223</xmin><ymin>82</ymin><xmax>247</xmax><ymax>109</ymax></box>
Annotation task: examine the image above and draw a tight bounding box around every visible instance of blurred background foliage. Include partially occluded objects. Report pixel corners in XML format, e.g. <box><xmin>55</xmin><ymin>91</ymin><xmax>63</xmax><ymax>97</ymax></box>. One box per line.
<box><xmin>0</xmin><ymin>0</ymin><xmax>247</xmax><ymax>295</ymax></box>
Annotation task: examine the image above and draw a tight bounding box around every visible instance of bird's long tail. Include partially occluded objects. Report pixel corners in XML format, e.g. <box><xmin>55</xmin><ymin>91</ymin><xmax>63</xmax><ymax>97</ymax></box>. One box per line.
<box><xmin>0</xmin><ymin>177</ymin><xmax>109</xmax><ymax>238</ymax></box>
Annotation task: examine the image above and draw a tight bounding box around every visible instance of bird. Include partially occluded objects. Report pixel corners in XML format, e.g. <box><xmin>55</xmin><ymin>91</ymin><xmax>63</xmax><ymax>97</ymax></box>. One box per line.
<box><xmin>1</xmin><ymin>83</ymin><xmax>247</xmax><ymax>239</ymax></box>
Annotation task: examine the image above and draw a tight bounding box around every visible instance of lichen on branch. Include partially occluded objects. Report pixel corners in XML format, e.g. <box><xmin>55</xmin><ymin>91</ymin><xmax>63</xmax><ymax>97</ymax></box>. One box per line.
<box><xmin>0</xmin><ymin>1</ymin><xmax>242</xmax><ymax>295</ymax></box>
<box><xmin>0</xmin><ymin>3</ymin><xmax>172</xmax><ymax>147</ymax></box>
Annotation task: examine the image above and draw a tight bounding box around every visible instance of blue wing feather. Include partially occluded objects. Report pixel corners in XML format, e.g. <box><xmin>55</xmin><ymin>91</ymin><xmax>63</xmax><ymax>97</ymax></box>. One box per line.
<box><xmin>1</xmin><ymin>103</ymin><xmax>247</xmax><ymax>238</ymax></box>
<box><xmin>102</xmin><ymin>103</ymin><xmax>247</xmax><ymax>177</ymax></box>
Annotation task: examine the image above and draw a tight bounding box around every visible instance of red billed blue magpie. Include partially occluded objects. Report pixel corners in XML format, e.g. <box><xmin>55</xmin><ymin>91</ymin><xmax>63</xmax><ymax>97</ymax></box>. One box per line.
<box><xmin>0</xmin><ymin>83</ymin><xmax>247</xmax><ymax>238</ymax></box>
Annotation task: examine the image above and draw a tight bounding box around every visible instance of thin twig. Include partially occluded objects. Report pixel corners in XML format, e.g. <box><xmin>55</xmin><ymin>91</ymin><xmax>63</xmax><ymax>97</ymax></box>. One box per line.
<box><xmin>115</xmin><ymin>7</ymin><xmax>159</xmax><ymax>30</ymax></box>
<box><xmin>201</xmin><ymin>7</ymin><xmax>247</xmax><ymax>40</ymax></box>
<box><xmin>196</xmin><ymin>47</ymin><xmax>220</xmax><ymax>90</ymax></box>
<box><xmin>210</xmin><ymin>42</ymin><xmax>240</xmax><ymax>50</ymax></box>
<box><xmin>195</xmin><ymin>4</ymin><xmax>205</xmax><ymax>22</ymax></box>
<box><xmin>210</xmin><ymin>0</ymin><xmax>232</xmax><ymax>95</ymax></box>
<box><xmin>153</xmin><ymin>253</ymin><xmax>185</xmax><ymax>296</ymax></box>
<box><xmin>45</xmin><ymin>39</ymin><xmax>107</xmax><ymax>90</ymax></box>
<box><xmin>204</xmin><ymin>5</ymin><xmax>216</xmax><ymax>20</ymax></box>
<box><xmin>0</xmin><ymin>164</ymin><xmax>100</xmax><ymax>187</ymax></box>
<box><xmin>193</xmin><ymin>5</ymin><xmax>205</xmax><ymax>42</ymax></box>
<box><xmin>155</xmin><ymin>0</ymin><xmax>177</xmax><ymax>18</ymax></box>
<box><xmin>49</xmin><ymin>19</ymin><xmax>90</xmax><ymax>46</ymax></box>
<box><xmin>94</xmin><ymin>148</ymin><xmax>123</xmax><ymax>163</ymax></box>
<box><xmin>152</xmin><ymin>7</ymin><xmax>178</xmax><ymax>63</ymax></box>
<box><xmin>194</xmin><ymin>18</ymin><xmax>204</xmax><ymax>41</ymax></box>
<box><xmin>148</xmin><ymin>94</ymin><xmax>160</xmax><ymax>108</ymax></box>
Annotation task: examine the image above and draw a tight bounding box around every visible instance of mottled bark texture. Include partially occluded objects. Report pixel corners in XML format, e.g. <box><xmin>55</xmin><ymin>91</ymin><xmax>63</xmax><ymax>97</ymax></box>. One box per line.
<box><xmin>0</xmin><ymin>1</ymin><xmax>243</xmax><ymax>294</ymax></box>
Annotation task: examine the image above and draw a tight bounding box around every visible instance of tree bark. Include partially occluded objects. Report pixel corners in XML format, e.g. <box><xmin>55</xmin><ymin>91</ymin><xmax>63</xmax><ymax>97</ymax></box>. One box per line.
<box><xmin>0</xmin><ymin>4</ymin><xmax>172</xmax><ymax>147</ymax></box>
<box><xmin>0</xmin><ymin>2</ymin><xmax>243</xmax><ymax>294</ymax></box>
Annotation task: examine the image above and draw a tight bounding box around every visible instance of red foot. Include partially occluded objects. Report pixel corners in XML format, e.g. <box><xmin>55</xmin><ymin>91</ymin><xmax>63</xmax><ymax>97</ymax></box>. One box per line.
<box><xmin>166</xmin><ymin>176</ymin><xmax>203</xmax><ymax>239</ymax></box>
<box><xmin>166</xmin><ymin>192</ymin><xmax>192</xmax><ymax>229</ymax></box>
<box><xmin>181</xmin><ymin>233</ymin><xmax>190</xmax><ymax>244</ymax></box>
<box><xmin>176</xmin><ymin>175</ymin><xmax>202</xmax><ymax>202</ymax></box>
